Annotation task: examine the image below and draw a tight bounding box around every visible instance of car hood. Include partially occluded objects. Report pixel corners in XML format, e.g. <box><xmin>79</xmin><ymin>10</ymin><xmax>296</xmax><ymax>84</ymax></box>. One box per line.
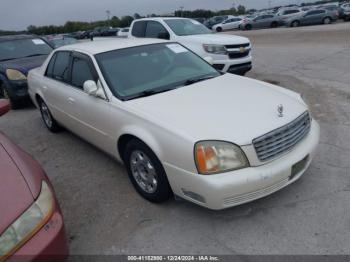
<box><xmin>0</xmin><ymin>55</ymin><xmax>48</xmax><ymax>75</ymax></box>
<box><xmin>127</xmin><ymin>74</ymin><xmax>307</xmax><ymax>145</ymax></box>
<box><xmin>0</xmin><ymin>132</ymin><xmax>43</xmax><ymax>234</ymax></box>
<box><xmin>178</xmin><ymin>33</ymin><xmax>250</xmax><ymax>45</ymax></box>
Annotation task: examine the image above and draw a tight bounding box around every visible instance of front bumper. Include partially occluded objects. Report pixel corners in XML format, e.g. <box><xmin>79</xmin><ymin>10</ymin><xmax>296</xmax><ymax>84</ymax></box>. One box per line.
<box><xmin>7</xmin><ymin>206</ymin><xmax>68</xmax><ymax>262</ymax></box>
<box><xmin>212</xmin><ymin>55</ymin><xmax>253</xmax><ymax>75</ymax></box>
<box><xmin>6</xmin><ymin>80</ymin><xmax>29</xmax><ymax>100</ymax></box>
<box><xmin>164</xmin><ymin>120</ymin><xmax>320</xmax><ymax>210</ymax></box>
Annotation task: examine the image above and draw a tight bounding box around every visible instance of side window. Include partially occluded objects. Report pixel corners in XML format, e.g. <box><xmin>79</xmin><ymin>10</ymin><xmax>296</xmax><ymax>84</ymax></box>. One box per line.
<box><xmin>52</xmin><ymin>51</ymin><xmax>70</xmax><ymax>82</ymax></box>
<box><xmin>46</xmin><ymin>53</ymin><xmax>57</xmax><ymax>78</ymax></box>
<box><xmin>131</xmin><ymin>21</ymin><xmax>147</xmax><ymax>37</ymax></box>
<box><xmin>145</xmin><ymin>21</ymin><xmax>168</xmax><ymax>38</ymax></box>
<box><xmin>71</xmin><ymin>56</ymin><xmax>96</xmax><ymax>89</ymax></box>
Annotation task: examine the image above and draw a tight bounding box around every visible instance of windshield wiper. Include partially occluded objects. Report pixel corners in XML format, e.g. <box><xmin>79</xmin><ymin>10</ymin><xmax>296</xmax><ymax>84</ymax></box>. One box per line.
<box><xmin>129</xmin><ymin>87</ymin><xmax>178</xmax><ymax>100</ymax></box>
<box><xmin>183</xmin><ymin>75</ymin><xmax>217</xmax><ymax>86</ymax></box>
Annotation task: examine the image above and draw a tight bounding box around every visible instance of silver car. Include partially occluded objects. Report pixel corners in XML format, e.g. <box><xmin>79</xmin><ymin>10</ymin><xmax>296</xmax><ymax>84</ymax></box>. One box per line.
<box><xmin>286</xmin><ymin>9</ymin><xmax>337</xmax><ymax>27</ymax></box>
<box><xmin>239</xmin><ymin>14</ymin><xmax>281</xmax><ymax>30</ymax></box>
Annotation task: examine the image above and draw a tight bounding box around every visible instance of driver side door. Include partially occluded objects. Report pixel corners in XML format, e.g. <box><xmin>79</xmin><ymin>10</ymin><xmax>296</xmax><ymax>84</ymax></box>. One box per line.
<box><xmin>64</xmin><ymin>52</ymin><xmax>114</xmax><ymax>153</ymax></box>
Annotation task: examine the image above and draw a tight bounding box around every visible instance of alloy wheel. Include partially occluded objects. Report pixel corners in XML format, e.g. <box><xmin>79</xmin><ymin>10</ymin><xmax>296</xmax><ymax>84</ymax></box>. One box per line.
<box><xmin>130</xmin><ymin>150</ymin><xmax>158</xmax><ymax>194</ymax></box>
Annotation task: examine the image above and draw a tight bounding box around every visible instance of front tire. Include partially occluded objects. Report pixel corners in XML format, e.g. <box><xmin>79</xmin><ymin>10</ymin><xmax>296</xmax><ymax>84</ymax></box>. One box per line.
<box><xmin>0</xmin><ymin>85</ymin><xmax>21</xmax><ymax>109</ymax></box>
<box><xmin>38</xmin><ymin>99</ymin><xmax>61</xmax><ymax>132</ymax></box>
<box><xmin>124</xmin><ymin>139</ymin><xmax>172</xmax><ymax>203</ymax></box>
<box><xmin>216</xmin><ymin>27</ymin><xmax>222</xmax><ymax>32</ymax></box>
<box><xmin>245</xmin><ymin>24</ymin><xmax>252</xmax><ymax>30</ymax></box>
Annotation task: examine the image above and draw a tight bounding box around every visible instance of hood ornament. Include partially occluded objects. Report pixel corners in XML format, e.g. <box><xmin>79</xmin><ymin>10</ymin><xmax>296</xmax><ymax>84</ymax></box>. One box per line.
<box><xmin>277</xmin><ymin>104</ymin><xmax>284</xmax><ymax>117</ymax></box>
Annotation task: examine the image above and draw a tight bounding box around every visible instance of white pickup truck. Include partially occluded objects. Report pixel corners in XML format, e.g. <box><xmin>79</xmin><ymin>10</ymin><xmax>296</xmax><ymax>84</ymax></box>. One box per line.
<box><xmin>128</xmin><ymin>17</ymin><xmax>252</xmax><ymax>75</ymax></box>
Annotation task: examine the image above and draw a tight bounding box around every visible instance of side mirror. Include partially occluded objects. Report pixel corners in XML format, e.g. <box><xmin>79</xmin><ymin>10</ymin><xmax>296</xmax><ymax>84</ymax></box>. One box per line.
<box><xmin>83</xmin><ymin>80</ymin><xmax>98</xmax><ymax>95</ymax></box>
<box><xmin>158</xmin><ymin>32</ymin><xmax>170</xmax><ymax>40</ymax></box>
<box><xmin>204</xmin><ymin>56</ymin><xmax>214</xmax><ymax>65</ymax></box>
<box><xmin>0</xmin><ymin>99</ymin><xmax>11</xmax><ymax>117</ymax></box>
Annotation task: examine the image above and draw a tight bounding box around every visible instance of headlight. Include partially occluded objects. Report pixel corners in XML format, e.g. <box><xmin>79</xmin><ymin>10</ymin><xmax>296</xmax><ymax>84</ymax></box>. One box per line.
<box><xmin>5</xmin><ymin>69</ymin><xmax>27</xmax><ymax>81</ymax></box>
<box><xmin>194</xmin><ymin>141</ymin><xmax>249</xmax><ymax>175</ymax></box>
<box><xmin>0</xmin><ymin>181</ymin><xmax>54</xmax><ymax>258</ymax></box>
<box><xmin>203</xmin><ymin>44</ymin><xmax>227</xmax><ymax>55</ymax></box>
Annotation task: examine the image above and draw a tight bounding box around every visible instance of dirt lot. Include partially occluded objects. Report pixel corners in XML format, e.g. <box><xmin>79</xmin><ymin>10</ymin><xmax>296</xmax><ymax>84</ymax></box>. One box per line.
<box><xmin>1</xmin><ymin>22</ymin><xmax>350</xmax><ymax>255</ymax></box>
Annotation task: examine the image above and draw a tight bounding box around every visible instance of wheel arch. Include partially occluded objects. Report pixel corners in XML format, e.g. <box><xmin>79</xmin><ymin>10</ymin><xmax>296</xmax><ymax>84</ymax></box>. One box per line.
<box><xmin>117</xmin><ymin>128</ymin><xmax>163</xmax><ymax>164</ymax></box>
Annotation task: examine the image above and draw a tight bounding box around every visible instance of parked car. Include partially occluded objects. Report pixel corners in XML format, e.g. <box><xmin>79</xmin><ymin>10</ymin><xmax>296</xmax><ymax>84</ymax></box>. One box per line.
<box><xmin>285</xmin><ymin>9</ymin><xmax>337</xmax><ymax>27</ymax></box>
<box><xmin>340</xmin><ymin>2</ymin><xmax>350</xmax><ymax>19</ymax></box>
<box><xmin>44</xmin><ymin>35</ymin><xmax>78</xmax><ymax>49</ymax></box>
<box><xmin>0</xmin><ymin>35</ymin><xmax>53</xmax><ymax>108</ymax></box>
<box><xmin>321</xmin><ymin>5</ymin><xmax>340</xmax><ymax>18</ymax></box>
<box><xmin>212</xmin><ymin>17</ymin><xmax>243</xmax><ymax>32</ymax></box>
<box><xmin>0</xmin><ymin>99</ymin><xmax>68</xmax><ymax>260</ymax></box>
<box><xmin>101</xmin><ymin>28</ymin><xmax>120</xmax><ymax>36</ymax></box>
<box><xmin>117</xmin><ymin>28</ymin><xmax>130</xmax><ymax>37</ymax></box>
<box><xmin>203</xmin><ymin>15</ymin><xmax>230</xmax><ymax>29</ymax></box>
<box><xmin>129</xmin><ymin>17</ymin><xmax>252</xmax><ymax>75</ymax></box>
<box><xmin>276</xmin><ymin>8</ymin><xmax>303</xmax><ymax>24</ymax></box>
<box><xmin>28</xmin><ymin>39</ymin><xmax>320</xmax><ymax>210</ymax></box>
<box><xmin>239</xmin><ymin>14</ymin><xmax>281</xmax><ymax>30</ymax></box>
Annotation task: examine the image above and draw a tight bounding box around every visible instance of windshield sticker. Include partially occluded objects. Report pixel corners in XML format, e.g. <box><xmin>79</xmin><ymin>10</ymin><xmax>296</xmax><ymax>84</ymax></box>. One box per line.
<box><xmin>32</xmin><ymin>39</ymin><xmax>46</xmax><ymax>45</ymax></box>
<box><xmin>166</xmin><ymin>44</ymin><xmax>188</xmax><ymax>54</ymax></box>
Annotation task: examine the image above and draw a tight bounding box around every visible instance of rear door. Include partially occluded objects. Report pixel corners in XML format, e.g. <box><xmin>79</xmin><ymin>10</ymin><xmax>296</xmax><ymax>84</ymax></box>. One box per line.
<box><xmin>42</xmin><ymin>51</ymin><xmax>73</xmax><ymax>125</ymax></box>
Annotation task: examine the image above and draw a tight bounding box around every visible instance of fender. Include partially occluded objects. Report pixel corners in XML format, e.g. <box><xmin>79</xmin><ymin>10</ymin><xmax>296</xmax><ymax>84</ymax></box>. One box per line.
<box><xmin>117</xmin><ymin>124</ymin><xmax>164</xmax><ymax>163</ymax></box>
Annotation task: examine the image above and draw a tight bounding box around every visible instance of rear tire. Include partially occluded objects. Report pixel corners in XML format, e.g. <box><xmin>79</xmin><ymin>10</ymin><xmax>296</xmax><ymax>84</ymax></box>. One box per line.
<box><xmin>123</xmin><ymin>139</ymin><xmax>172</xmax><ymax>203</ymax></box>
<box><xmin>291</xmin><ymin>20</ymin><xmax>300</xmax><ymax>27</ymax></box>
<box><xmin>216</xmin><ymin>27</ymin><xmax>222</xmax><ymax>32</ymax></box>
<box><xmin>245</xmin><ymin>24</ymin><xmax>252</xmax><ymax>30</ymax></box>
<box><xmin>271</xmin><ymin>21</ymin><xmax>278</xmax><ymax>28</ymax></box>
<box><xmin>323</xmin><ymin>17</ymin><xmax>331</xmax><ymax>24</ymax></box>
<box><xmin>38</xmin><ymin>98</ymin><xmax>61</xmax><ymax>132</ymax></box>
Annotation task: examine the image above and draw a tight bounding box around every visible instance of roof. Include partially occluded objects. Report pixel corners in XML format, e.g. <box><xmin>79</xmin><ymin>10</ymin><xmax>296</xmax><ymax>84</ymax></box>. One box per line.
<box><xmin>135</xmin><ymin>17</ymin><xmax>191</xmax><ymax>21</ymax></box>
<box><xmin>57</xmin><ymin>38</ymin><xmax>167</xmax><ymax>55</ymax></box>
<box><xmin>0</xmin><ymin>34</ymin><xmax>37</xmax><ymax>42</ymax></box>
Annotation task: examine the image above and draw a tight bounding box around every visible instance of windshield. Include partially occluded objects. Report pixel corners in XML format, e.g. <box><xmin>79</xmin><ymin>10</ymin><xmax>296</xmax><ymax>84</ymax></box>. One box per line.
<box><xmin>48</xmin><ymin>37</ymin><xmax>77</xmax><ymax>48</ymax></box>
<box><xmin>0</xmin><ymin>38</ymin><xmax>52</xmax><ymax>61</ymax></box>
<box><xmin>95</xmin><ymin>43</ymin><xmax>220</xmax><ymax>100</ymax></box>
<box><xmin>164</xmin><ymin>19</ymin><xmax>212</xmax><ymax>36</ymax></box>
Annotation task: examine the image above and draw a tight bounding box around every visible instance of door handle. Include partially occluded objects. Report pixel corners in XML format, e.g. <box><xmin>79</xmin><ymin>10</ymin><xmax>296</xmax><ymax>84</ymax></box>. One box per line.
<box><xmin>43</xmin><ymin>86</ymin><xmax>48</xmax><ymax>90</ymax></box>
<box><xmin>67</xmin><ymin>97</ymin><xmax>75</xmax><ymax>104</ymax></box>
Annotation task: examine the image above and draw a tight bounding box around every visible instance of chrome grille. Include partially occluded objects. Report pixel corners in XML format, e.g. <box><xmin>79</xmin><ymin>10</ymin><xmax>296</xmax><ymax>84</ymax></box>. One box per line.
<box><xmin>253</xmin><ymin>112</ymin><xmax>311</xmax><ymax>162</ymax></box>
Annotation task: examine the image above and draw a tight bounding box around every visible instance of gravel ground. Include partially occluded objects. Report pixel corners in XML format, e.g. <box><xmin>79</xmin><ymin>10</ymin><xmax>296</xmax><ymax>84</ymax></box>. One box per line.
<box><xmin>1</xmin><ymin>22</ymin><xmax>350</xmax><ymax>255</ymax></box>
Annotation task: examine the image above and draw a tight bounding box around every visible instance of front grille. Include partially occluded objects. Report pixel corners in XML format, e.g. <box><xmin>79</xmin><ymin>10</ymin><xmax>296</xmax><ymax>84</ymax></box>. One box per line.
<box><xmin>228</xmin><ymin>51</ymin><xmax>250</xmax><ymax>59</ymax></box>
<box><xmin>253</xmin><ymin>112</ymin><xmax>311</xmax><ymax>162</ymax></box>
<box><xmin>225</xmin><ymin>43</ymin><xmax>250</xmax><ymax>49</ymax></box>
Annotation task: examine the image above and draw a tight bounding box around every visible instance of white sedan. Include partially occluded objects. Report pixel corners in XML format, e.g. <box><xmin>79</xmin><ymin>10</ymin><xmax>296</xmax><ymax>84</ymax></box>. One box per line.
<box><xmin>28</xmin><ymin>39</ymin><xmax>319</xmax><ymax>210</ymax></box>
<box><xmin>212</xmin><ymin>17</ymin><xmax>243</xmax><ymax>32</ymax></box>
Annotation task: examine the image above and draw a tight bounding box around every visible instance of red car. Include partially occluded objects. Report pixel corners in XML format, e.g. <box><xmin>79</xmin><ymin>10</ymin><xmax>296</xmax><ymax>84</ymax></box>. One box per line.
<box><xmin>0</xmin><ymin>99</ymin><xmax>68</xmax><ymax>261</ymax></box>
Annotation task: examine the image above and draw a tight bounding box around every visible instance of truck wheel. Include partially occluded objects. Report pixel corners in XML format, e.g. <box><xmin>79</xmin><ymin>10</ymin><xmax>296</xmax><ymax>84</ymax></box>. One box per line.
<box><xmin>124</xmin><ymin>139</ymin><xmax>173</xmax><ymax>203</ymax></box>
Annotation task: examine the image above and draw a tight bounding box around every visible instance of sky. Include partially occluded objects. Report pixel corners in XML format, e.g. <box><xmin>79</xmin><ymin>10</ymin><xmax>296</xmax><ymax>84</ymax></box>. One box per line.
<box><xmin>0</xmin><ymin>0</ymin><xmax>315</xmax><ymax>31</ymax></box>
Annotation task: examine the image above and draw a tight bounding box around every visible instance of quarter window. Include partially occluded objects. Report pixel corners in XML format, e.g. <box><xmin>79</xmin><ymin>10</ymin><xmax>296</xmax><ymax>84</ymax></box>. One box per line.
<box><xmin>51</xmin><ymin>51</ymin><xmax>70</xmax><ymax>82</ymax></box>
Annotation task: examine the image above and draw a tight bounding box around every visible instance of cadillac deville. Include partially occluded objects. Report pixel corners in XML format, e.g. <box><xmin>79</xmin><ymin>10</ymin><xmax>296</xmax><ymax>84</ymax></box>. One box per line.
<box><xmin>28</xmin><ymin>39</ymin><xmax>319</xmax><ymax>210</ymax></box>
